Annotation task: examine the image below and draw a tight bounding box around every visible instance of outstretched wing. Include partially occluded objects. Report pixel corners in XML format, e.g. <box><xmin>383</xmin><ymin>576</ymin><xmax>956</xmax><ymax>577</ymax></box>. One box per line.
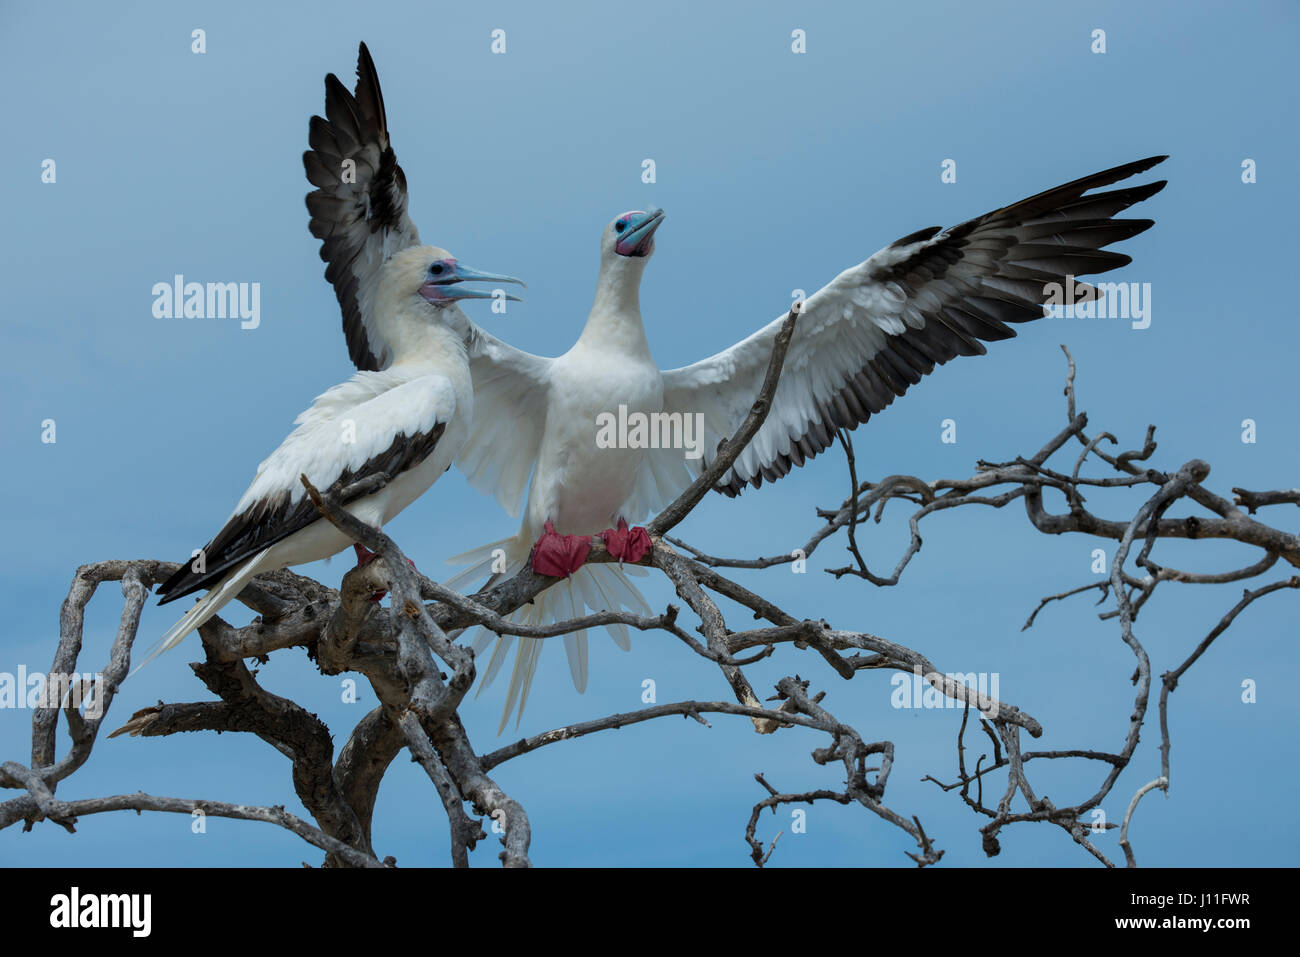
<box><xmin>656</xmin><ymin>155</ymin><xmax>1167</xmax><ymax>497</ymax></box>
<box><xmin>456</xmin><ymin>323</ymin><xmax>555</xmax><ymax>518</ymax></box>
<box><xmin>156</xmin><ymin>372</ymin><xmax>454</xmax><ymax>603</ymax></box>
<box><xmin>304</xmin><ymin>42</ymin><xmax>419</xmax><ymax>372</ymax></box>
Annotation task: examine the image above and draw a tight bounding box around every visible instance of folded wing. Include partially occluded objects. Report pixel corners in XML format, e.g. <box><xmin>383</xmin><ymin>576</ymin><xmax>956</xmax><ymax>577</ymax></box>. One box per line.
<box><xmin>156</xmin><ymin>372</ymin><xmax>454</xmax><ymax>603</ymax></box>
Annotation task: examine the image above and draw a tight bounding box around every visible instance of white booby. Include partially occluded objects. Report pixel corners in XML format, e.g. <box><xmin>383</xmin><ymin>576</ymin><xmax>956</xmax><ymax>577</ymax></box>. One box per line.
<box><xmin>141</xmin><ymin>46</ymin><xmax>523</xmax><ymax>669</ymax></box>
<box><xmin>313</xmin><ymin>47</ymin><xmax>1167</xmax><ymax>729</ymax></box>
<box><xmin>452</xmin><ymin>158</ymin><xmax>1167</xmax><ymax>728</ymax></box>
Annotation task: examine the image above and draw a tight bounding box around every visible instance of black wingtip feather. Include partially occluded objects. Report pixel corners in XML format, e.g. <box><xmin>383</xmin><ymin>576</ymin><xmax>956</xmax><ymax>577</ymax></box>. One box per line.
<box><xmin>891</xmin><ymin>225</ymin><xmax>943</xmax><ymax>248</ymax></box>
<box><xmin>713</xmin><ymin>155</ymin><xmax>1168</xmax><ymax>498</ymax></box>
<box><xmin>155</xmin><ymin>564</ymin><xmax>192</xmax><ymax>606</ymax></box>
<box><xmin>157</xmin><ymin>422</ymin><xmax>447</xmax><ymax>604</ymax></box>
<box><xmin>303</xmin><ymin>43</ymin><xmax>416</xmax><ymax>373</ymax></box>
<box><xmin>355</xmin><ymin>42</ymin><xmax>388</xmax><ymax>133</ymax></box>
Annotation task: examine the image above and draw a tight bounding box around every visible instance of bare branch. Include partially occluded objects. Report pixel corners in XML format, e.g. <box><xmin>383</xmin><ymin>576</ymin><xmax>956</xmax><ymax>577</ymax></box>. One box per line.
<box><xmin>9</xmin><ymin>344</ymin><xmax>1295</xmax><ymax>869</ymax></box>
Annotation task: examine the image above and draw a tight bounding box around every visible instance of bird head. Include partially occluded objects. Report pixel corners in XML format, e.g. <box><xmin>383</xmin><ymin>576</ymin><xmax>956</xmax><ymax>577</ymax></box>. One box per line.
<box><xmin>389</xmin><ymin>246</ymin><xmax>524</xmax><ymax>313</ymax></box>
<box><xmin>590</xmin><ymin>209</ymin><xmax>664</xmax><ymax>316</ymax></box>
<box><xmin>603</xmin><ymin>208</ymin><xmax>665</xmax><ymax>261</ymax></box>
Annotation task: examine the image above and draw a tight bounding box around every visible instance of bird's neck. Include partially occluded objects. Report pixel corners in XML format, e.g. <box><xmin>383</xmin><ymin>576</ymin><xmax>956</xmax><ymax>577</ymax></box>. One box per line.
<box><xmin>581</xmin><ymin>256</ymin><xmax>650</xmax><ymax>354</ymax></box>
<box><xmin>381</xmin><ymin>304</ymin><xmax>469</xmax><ymax>374</ymax></box>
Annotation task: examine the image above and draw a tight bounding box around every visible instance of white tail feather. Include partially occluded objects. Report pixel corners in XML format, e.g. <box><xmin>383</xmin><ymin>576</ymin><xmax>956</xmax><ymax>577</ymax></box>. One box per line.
<box><xmin>447</xmin><ymin>533</ymin><xmax>650</xmax><ymax>731</ymax></box>
<box><xmin>442</xmin><ymin>534</ymin><xmax>518</xmax><ymax>593</ymax></box>
<box><xmin>131</xmin><ymin>549</ymin><xmax>273</xmax><ymax>675</ymax></box>
<box><xmin>561</xmin><ymin>580</ymin><xmax>588</xmax><ymax>693</ymax></box>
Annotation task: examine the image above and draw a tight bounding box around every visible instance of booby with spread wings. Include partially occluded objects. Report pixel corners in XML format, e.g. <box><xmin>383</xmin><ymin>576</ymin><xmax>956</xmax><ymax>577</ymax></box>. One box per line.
<box><xmin>140</xmin><ymin>45</ymin><xmax>522</xmax><ymax>669</ymax></box>
<box><xmin>450</xmin><ymin>157</ymin><xmax>1168</xmax><ymax>728</ymax></box>
<box><xmin>311</xmin><ymin>47</ymin><xmax>1166</xmax><ymax>729</ymax></box>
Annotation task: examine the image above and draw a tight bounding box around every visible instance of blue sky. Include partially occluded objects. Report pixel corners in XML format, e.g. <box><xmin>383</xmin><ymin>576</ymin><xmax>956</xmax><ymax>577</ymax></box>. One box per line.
<box><xmin>2</xmin><ymin>0</ymin><xmax>1297</xmax><ymax>867</ymax></box>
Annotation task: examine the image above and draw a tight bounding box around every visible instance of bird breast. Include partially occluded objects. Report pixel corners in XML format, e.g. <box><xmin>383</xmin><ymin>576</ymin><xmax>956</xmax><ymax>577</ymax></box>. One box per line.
<box><xmin>528</xmin><ymin>341</ymin><xmax>663</xmax><ymax>536</ymax></box>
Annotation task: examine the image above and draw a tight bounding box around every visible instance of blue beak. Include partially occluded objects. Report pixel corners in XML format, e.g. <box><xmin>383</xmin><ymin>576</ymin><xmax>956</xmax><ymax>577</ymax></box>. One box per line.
<box><xmin>419</xmin><ymin>259</ymin><xmax>525</xmax><ymax>304</ymax></box>
<box><xmin>615</xmin><ymin>208</ymin><xmax>665</xmax><ymax>257</ymax></box>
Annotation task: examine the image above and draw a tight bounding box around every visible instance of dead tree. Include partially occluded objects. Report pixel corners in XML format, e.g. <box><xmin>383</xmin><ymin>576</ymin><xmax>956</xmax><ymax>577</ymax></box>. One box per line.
<box><xmin>3</xmin><ymin>304</ymin><xmax>1295</xmax><ymax>867</ymax></box>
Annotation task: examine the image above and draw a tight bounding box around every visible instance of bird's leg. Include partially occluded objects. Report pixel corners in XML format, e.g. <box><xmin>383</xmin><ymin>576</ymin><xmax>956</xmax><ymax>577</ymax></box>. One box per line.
<box><xmin>600</xmin><ymin>517</ymin><xmax>652</xmax><ymax>563</ymax></box>
<box><xmin>352</xmin><ymin>543</ymin><xmax>417</xmax><ymax>602</ymax></box>
<box><xmin>530</xmin><ymin>520</ymin><xmax>592</xmax><ymax>577</ymax></box>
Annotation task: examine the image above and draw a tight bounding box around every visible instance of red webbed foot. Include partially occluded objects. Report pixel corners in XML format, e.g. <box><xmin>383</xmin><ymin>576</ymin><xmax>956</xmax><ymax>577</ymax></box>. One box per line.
<box><xmin>352</xmin><ymin>543</ymin><xmax>417</xmax><ymax>602</ymax></box>
<box><xmin>601</xmin><ymin>518</ymin><xmax>652</xmax><ymax>563</ymax></box>
<box><xmin>530</xmin><ymin>520</ymin><xmax>591</xmax><ymax>577</ymax></box>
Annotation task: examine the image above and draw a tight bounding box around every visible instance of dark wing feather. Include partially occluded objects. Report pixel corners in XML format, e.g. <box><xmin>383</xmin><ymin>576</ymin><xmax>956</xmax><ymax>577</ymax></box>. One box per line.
<box><xmin>156</xmin><ymin>423</ymin><xmax>445</xmax><ymax>604</ymax></box>
<box><xmin>303</xmin><ymin>42</ymin><xmax>420</xmax><ymax>371</ymax></box>
<box><xmin>659</xmin><ymin>156</ymin><xmax>1168</xmax><ymax>497</ymax></box>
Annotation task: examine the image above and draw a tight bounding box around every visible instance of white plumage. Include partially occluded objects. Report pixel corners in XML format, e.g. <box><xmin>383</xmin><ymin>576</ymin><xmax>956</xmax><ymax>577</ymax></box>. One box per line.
<box><xmin>142</xmin><ymin>42</ymin><xmax>526</xmax><ymax>669</ymax></box>
<box><xmin>307</xmin><ymin>47</ymin><xmax>1167</xmax><ymax>730</ymax></box>
<box><xmin>142</xmin><ymin>246</ymin><xmax>489</xmax><ymax>670</ymax></box>
<box><xmin>449</xmin><ymin>156</ymin><xmax>1167</xmax><ymax>728</ymax></box>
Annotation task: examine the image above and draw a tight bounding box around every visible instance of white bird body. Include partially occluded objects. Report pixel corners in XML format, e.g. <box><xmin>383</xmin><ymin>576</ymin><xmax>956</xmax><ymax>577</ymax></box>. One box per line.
<box><xmin>141</xmin><ymin>43</ymin><xmax>524</xmax><ymax>670</ymax></box>
<box><xmin>450</xmin><ymin>159</ymin><xmax>1170</xmax><ymax>728</ymax></box>
<box><xmin>142</xmin><ymin>263</ymin><xmax>482</xmax><ymax>670</ymax></box>
<box><xmin>525</xmin><ymin>313</ymin><xmax>663</xmax><ymax>539</ymax></box>
<box><xmin>240</xmin><ymin>363</ymin><xmax>468</xmax><ymax>569</ymax></box>
<box><xmin>446</xmin><ymin>253</ymin><xmax>672</xmax><ymax>722</ymax></box>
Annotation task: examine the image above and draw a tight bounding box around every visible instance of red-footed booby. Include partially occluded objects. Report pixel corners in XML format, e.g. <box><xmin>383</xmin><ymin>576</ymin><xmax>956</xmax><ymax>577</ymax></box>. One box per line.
<box><xmin>450</xmin><ymin>157</ymin><xmax>1168</xmax><ymax>729</ymax></box>
<box><xmin>139</xmin><ymin>47</ymin><xmax>522</xmax><ymax>670</ymax></box>
<box><xmin>312</xmin><ymin>47</ymin><xmax>1166</xmax><ymax>731</ymax></box>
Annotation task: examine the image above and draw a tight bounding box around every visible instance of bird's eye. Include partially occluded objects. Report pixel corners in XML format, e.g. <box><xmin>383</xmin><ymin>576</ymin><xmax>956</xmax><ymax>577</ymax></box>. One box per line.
<box><xmin>430</xmin><ymin>263</ymin><xmax>445</xmax><ymax>276</ymax></box>
<box><xmin>615</xmin><ymin>221</ymin><xmax>627</xmax><ymax>233</ymax></box>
